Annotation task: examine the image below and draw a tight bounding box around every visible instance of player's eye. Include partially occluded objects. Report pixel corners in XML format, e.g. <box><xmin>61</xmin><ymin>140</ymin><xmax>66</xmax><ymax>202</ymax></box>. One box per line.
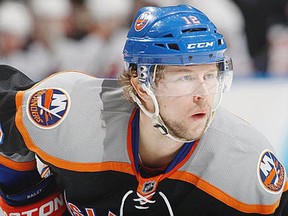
<box><xmin>204</xmin><ymin>73</ymin><xmax>217</xmax><ymax>80</ymax></box>
<box><xmin>180</xmin><ymin>75</ymin><xmax>193</xmax><ymax>81</ymax></box>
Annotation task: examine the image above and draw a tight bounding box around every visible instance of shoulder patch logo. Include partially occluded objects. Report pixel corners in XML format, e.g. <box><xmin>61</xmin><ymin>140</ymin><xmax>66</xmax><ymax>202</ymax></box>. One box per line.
<box><xmin>258</xmin><ymin>149</ymin><xmax>285</xmax><ymax>193</ymax></box>
<box><xmin>134</xmin><ymin>12</ymin><xmax>151</xmax><ymax>31</ymax></box>
<box><xmin>27</xmin><ymin>88</ymin><xmax>70</xmax><ymax>129</ymax></box>
<box><xmin>0</xmin><ymin>123</ymin><xmax>4</xmax><ymax>144</ymax></box>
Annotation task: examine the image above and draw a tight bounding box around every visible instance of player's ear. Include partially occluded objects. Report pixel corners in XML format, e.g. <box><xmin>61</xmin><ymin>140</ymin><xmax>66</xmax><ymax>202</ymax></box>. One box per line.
<box><xmin>130</xmin><ymin>76</ymin><xmax>150</xmax><ymax>102</ymax></box>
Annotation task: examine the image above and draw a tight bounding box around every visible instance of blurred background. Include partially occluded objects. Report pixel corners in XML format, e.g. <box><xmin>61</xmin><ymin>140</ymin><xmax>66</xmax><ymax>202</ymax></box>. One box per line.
<box><xmin>0</xmin><ymin>0</ymin><xmax>287</xmax><ymax>168</ymax></box>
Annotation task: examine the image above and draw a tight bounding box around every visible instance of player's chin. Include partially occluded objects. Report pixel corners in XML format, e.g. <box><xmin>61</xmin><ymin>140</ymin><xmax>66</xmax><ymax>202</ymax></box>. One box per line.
<box><xmin>176</xmin><ymin>124</ymin><xmax>206</xmax><ymax>140</ymax></box>
<box><xmin>187</xmin><ymin>120</ymin><xmax>208</xmax><ymax>139</ymax></box>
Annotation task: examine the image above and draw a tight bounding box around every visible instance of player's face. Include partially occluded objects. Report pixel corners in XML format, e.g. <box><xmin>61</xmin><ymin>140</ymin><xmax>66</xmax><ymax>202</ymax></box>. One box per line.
<box><xmin>154</xmin><ymin>64</ymin><xmax>217</xmax><ymax>140</ymax></box>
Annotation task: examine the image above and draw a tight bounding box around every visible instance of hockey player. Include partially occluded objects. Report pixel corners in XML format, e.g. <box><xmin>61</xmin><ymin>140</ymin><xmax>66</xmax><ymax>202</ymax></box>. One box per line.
<box><xmin>0</xmin><ymin>5</ymin><xmax>287</xmax><ymax>216</ymax></box>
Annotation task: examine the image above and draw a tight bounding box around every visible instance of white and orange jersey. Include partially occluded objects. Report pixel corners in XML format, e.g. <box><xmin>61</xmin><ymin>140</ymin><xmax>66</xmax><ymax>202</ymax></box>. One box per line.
<box><xmin>0</xmin><ymin>65</ymin><xmax>287</xmax><ymax>216</ymax></box>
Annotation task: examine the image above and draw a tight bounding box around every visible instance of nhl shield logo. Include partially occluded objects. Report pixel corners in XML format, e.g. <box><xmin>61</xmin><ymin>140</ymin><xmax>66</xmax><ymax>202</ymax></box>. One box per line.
<box><xmin>27</xmin><ymin>88</ymin><xmax>70</xmax><ymax>129</ymax></box>
<box><xmin>258</xmin><ymin>150</ymin><xmax>285</xmax><ymax>194</ymax></box>
<box><xmin>142</xmin><ymin>180</ymin><xmax>156</xmax><ymax>194</ymax></box>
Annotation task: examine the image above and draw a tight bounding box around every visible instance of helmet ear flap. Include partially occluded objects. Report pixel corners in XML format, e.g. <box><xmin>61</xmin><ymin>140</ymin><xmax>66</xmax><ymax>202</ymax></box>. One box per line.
<box><xmin>222</xmin><ymin>57</ymin><xmax>233</xmax><ymax>92</ymax></box>
<box><xmin>130</xmin><ymin>64</ymin><xmax>153</xmax><ymax>96</ymax></box>
<box><xmin>136</xmin><ymin>64</ymin><xmax>159</xmax><ymax>92</ymax></box>
<box><xmin>221</xmin><ymin>71</ymin><xmax>233</xmax><ymax>92</ymax></box>
<box><xmin>137</xmin><ymin>65</ymin><xmax>149</xmax><ymax>84</ymax></box>
<box><xmin>217</xmin><ymin>56</ymin><xmax>233</xmax><ymax>93</ymax></box>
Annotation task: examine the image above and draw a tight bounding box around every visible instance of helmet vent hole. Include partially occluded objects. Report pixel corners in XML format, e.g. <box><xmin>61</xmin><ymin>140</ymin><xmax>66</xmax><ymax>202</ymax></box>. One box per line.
<box><xmin>155</xmin><ymin>43</ymin><xmax>165</xmax><ymax>48</ymax></box>
<box><xmin>182</xmin><ymin>27</ymin><xmax>207</xmax><ymax>34</ymax></box>
<box><xmin>218</xmin><ymin>39</ymin><xmax>224</xmax><ymax>45</ymax></box>
<box><xmin>167</xmin><ymin>43</ymin><xmax>180</xmax><ymax>50</ymax></box>
<box><xmin>162</xmin><ymin>33</ymin><xmax>173</xmax><ymax>38</ymax></box>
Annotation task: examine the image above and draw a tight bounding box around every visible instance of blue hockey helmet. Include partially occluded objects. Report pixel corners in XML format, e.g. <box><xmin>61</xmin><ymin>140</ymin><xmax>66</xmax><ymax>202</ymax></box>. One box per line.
<box><xmin>123</xmin><ymin>4</ymin><xmax>228</xmax><ymax>66</ymax></box>
<box><xmin>123</xmin><ymin>4</ymin><xmax>233</xmax><ymax>96</ymax></box>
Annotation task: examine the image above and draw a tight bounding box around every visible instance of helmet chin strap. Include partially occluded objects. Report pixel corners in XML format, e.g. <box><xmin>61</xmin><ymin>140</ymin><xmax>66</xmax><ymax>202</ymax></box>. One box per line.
<box><xmin>130</xmin><ymin>83</ymin><xmax>196</xmax><ymax>143</ymax></box>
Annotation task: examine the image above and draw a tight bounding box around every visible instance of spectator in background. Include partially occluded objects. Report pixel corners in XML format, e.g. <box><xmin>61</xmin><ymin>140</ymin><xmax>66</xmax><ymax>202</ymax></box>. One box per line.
<box><xmin>267</xmin><ymin>23</ymin><xmax>288</xmax><ymax>76</ymax></box>
<box><xmin>0</xmin><ymin>0</ymin><xmax>54</xmax><ymax>81</ymax></box>
<box><xmin>29</xmin><ymin>0</ymin><xmax>74</xmax><ymax>76</ymax></box>
<box><xmin>82</xmin><ymin>0</ymin><xmax>133</xmax><ymax>77</ymax></box>
<box><xmin>45</xmin><ymin>0</ymin><xmax>133</xmax><ymax>78</ymax></box>
<box><xmin>30</xmin><ymin>0</ymin><xmax>104</xmax><ymax>75</ymax></box>
<box><xmin>29</xmin><ymin>0</ymin><xmax>74</xmax><ymax>52</ymax></box>
<box><xmin>2</xmin><ymin>0</ymin><xmax>287</xmax><ymax>79</ymax></box>
<box><xmin>0</xmin><ymin>0</ymin><xmax>134</xmax><ymax>79</ymax></box>
<box><xmin>232</xmin><ymin>0</ymin><xmax>288</xmax><ymax>76</ymax></box>
<box><xmin>68</xmin><ymin>0</ymin><xmax>91</xmax><ymax>41</ymax></box>
<box><xmin>0</xmin><ymin>1</ymin><xmax>32</xmax><ymax>57</ymax></box>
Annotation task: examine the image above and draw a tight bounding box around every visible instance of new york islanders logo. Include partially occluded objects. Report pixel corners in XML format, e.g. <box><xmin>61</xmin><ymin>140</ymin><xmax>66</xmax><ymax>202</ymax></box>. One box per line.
<box><xmin>258</xmin><ymin>150</ymin><xmax>285</xmax><ymax>193</ymax></box>
<box><xmin>27</xmin><ymin>88</ymin><xmax>70</xmax><ymax>129</ymax></box>
<box><xmin>134</xmin><ymin>12</ymin><xmax>151</xmax><ymax>31</ymax></box>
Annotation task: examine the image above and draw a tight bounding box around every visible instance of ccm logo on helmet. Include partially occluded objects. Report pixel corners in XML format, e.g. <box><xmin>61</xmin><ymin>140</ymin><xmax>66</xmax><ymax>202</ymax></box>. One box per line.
<box><xmin>187</xmin><ymin>41</ymin><xmax>214</xmax><ymax>49</ymax></box>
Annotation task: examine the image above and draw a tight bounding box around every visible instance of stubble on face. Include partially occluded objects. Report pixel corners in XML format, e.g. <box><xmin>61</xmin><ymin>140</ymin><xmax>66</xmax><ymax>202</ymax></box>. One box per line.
<box><xmin>151</xmin><ymin>63</ymin><xmax>219</xmax><ymax>141</ymax></box>
<box><xmin>159</xmin><ymin>98</ymin><xmax>212</xmax><ymax>141</ymax></box>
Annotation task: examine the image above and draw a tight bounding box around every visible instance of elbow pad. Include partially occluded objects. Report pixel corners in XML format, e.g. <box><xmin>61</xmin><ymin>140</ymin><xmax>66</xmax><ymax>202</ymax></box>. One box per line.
<box><xmin>0</xmin><ymin>175</ymin><xmax>67</xmax><ymax>215</ymax></box>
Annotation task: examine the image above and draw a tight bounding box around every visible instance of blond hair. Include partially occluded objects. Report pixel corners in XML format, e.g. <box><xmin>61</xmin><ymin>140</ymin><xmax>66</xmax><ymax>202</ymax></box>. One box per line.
<box><xmin>118</xmin><ymin>65</ymin><xmax>166</xmax><ymax>102</ymax></box>
<box><xmin>118</xmin><ymin>67</ymin><xmax>137</xmax><ymax>103</ymax></box>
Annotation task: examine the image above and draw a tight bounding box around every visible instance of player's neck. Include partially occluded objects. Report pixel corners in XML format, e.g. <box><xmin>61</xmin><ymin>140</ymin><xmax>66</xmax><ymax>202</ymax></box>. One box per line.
<box><xmin>138</xmin><ymin>110</ymin><xmax>185</xmax><ymax>169</ymax></box>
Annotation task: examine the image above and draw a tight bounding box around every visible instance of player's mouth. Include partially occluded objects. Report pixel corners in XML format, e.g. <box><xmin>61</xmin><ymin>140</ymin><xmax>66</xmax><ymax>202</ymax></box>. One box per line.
<box><xmin>191</xmin><ymin>112</ymin><xmax>207</xmax><ymax>120</ymax></box>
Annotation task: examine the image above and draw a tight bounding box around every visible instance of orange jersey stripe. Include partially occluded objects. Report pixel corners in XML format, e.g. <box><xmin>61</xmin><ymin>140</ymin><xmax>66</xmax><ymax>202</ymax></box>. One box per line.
<box><xmin>169</xmin><ymin>170</ymin><xmax>281</xmax><ymax>214</ymax></box>
<box><xmin>0</xmin><ymin>154</ymin><xmax>36</xmax><ymax>171</ymax></box>
<box><xmin>284</xmin><ymin>181</ymin><xmax>288</xmax><ymax>192</ymax></box>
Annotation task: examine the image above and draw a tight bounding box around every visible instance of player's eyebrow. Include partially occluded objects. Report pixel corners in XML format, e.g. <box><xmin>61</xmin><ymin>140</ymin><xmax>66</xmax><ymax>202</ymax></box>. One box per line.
<box><xmin>166</xmin><ymin>67</ymin><xmax>217</xmax><ymax>73</ymax></box>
